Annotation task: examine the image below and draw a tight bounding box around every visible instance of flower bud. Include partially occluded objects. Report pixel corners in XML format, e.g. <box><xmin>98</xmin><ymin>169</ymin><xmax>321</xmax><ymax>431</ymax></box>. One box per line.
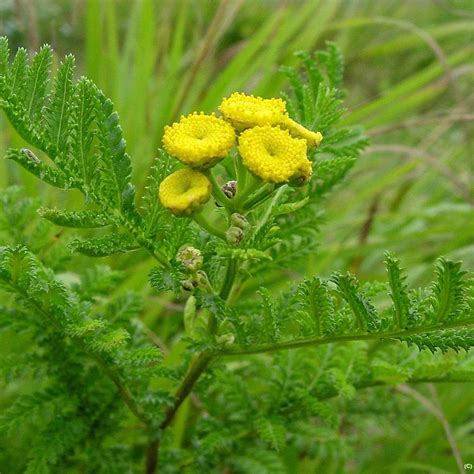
<box><xmin>216</xmin><ymin>333</ymin><xmax>235</xmax><ymax>346</ymax></box>
<box><xmin>182</xmin><ymin>279</ymin><xmax>197</xmax><ymax>292</ymax></box>
<box><xmin>176</xmin><ymin>246</ymin><xmax>203</xmax><ymax>272</ymax></box>
<box><xmin>225</xmin><ymin>226</ymin><xmax>244</xmax><ymax>246</ymax></box>
<box><xmin>221</xmin><ymin>180</ymin><xmax>237</xmax><ymax>199</ymax></box>
<box><xmin>183</xmin><ymin>295</ymin><xmax>197</xmax><ymax>336</ymax></box>
<box><xmin>230</xmin><ymin>213</ymin><xmax>249</xmax><ymax>230</ymax></box>
<box><xmin>196</xmin><ymin>270</ymin><xmax>212</xmax><ymax>292</ymax></box>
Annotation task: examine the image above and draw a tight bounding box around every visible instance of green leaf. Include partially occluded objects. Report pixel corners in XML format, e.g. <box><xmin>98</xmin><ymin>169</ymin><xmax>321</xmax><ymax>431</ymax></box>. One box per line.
<box><xmin>68</xmin><ymin>233</ymin><xmax>137</xmax><ymax>257</ymax></box>
<box><xmin>46</xmin><ymin>54</ymin><xmax>75</xmax><ymax>155</ymax></box>
<box><xmin>5</xmin><ymin>148</ymin><xmax>71</xmax><ymax>189</ymax></box>
<box><xmin>430</xmin><ymin>257</ymin><xmax>467</xmax><ymax>323</ymax></box>
<box><xmin>94</xmin><ymin>90</ymin><xmax>135</xmax><ymax>211</ymax></box>
<box><xmin>0</xmin><ymin>36</ymin><xmax>9</xmax><ymax>76</ymax></box>
<box><xmin>256</xmin><ymin>416</ymin><xmax>286</xmax><ymax>451</ymax></box>
<box><xmin>385</xmin><ymin>252</ymin><xmax>413</xmax><ymax>329</ymax></box>
<box><xmin>38</xmin><ymin>207</ymin><xmax>114</xmax><ymax>228</ymax></box>
<box><xmin>332</xmin><ymin>272</ymin><xmax>379</xmax><ymax>332</ymax></box>
<box><xmin>402</xmin><ymin>329</ymin><xmax>474</xmax><ymax>353</ymax></box>
<box><xmin>300</xmin><ymin>277</ymin><xmax>334</xmax><ymax>336</ymax></box>
<box><xmin>70</xmin><ymin>78</ymin><xmax>96</xmax><ymax>191</ymax></box>
<box><xmin>25</xmin><ymin>44</ymin><xmax>53</xmax><ymax>121</ymax></box>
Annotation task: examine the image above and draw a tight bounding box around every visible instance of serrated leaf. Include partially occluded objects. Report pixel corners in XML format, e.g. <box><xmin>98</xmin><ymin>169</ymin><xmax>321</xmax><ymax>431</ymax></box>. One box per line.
<box><xmin>38</xmin><ymin>207</ymin><xmax>114</xmax><ymax>228</ymax></box>
<box><xmin>68</xmin><ymin>233</ymin><xmax>137</xmax><ymax>257</ymax></box>
<box><xmin>332</xmin><ymin>272</ymin><xmax>379</xmax><ymax>332</ymax></box>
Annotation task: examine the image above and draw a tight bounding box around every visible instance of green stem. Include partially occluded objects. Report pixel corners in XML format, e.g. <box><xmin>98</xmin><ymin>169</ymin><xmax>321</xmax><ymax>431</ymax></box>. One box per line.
<box><xmin>115</xmin><ymin>210</ymin><xmax>171</xmax><ymax>269</ymax></box>
<box><xmin>192</xmin><ymin>211</ymin><xmax>227</xmax><ymax>240</ymax></box>
<box><xmin>145</xmin><ymin>439</ymin><xmax>160</xmax><ymax>474</ymax></box>
<box><xmin>220</xmin><ymin>318</ymin><xmax>474</xmax><ymax>356</ymax></box>
<box><xmin>207</xmin><ymin>170</ymin><xmax>235</xmax><ymax>211</ymax></box>
<box><xmin>160</xmin><ymin>351</ymin><xmax>214</xmax><ymax>430</ymax></box>
<box><xmin>233</xmin><ymin>154</ymin><xmax>248</xmax><ymax>202</ymax></box>
<box><xmin>232</xmin><ymin>173</ymin><xmax>261</xmax><ymax>210</ymax></box>
<box><xmin>243</xmin><ymin>184</ymin><xmax>275</xmax><ymax>211</ymax></box>
<box><xmin>220</xmin><ymin>258</ymin><xmax>238</xmax><ymax>301</ymax></box>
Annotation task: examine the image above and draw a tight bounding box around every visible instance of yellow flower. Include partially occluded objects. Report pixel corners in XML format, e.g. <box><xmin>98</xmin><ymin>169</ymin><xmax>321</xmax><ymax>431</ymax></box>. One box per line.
<box><xmin>159</xmin><ymin>168</ymin><xmax>212</xmax><ymax>216</ymax></box>
<box><xmin>162</xmin><ymin>112</ymin><xmax>235</xmax><ymax>168</ymax></box>
<box><xmin>219</xmin><ymin>92</ymin><xmax>323</xmax><ymax>148</ymax></box>
<box><xmin>238</xmin><ymin>126</ymin><xmax>312</xmax><ymax>183</ymax></box>
<box><xmin>219</xmin><ymin>92</ymin><xmax>287</xmax><ymax>130</ymax></box>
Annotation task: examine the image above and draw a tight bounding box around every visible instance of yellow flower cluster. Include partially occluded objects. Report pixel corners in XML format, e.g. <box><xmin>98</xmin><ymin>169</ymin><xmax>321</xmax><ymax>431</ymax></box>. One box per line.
<box><xmin>159</xmin><ymin>92</ymin><xmax>323</xmax><ymax>214</ymax></box>
<box><xmin>219</xmin><ymin>92</ymin><xmax>323</xmax><ymax>148</ymax></box>
<box><xmin>238</xmin><ymin>126</ymin><xmax>311</xmax><ymax>183</ymax></box>
<box><xmin>163</xmin><ymin>112</ymin><xmax>235</xmax><ymax>168</ymax></box>
<box><xmin>159</xmin><ymin>168</ymin><xmax>211</xmax><ymax>216</ymax></box>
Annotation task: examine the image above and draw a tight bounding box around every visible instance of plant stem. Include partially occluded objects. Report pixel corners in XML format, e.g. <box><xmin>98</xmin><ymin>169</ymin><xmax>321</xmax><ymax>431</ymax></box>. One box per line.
<box><xmin>192</xmin><ymin>211</ymin><xmax>226</xmax><ymax>240</ymax></box>
<box><xmin>233</xmin><ymin>154</ymin><xmax>247</xmax><ymax>201</ymax></box>
<box><xmin>160</xmin><ymin>351</ymin><xmax>214</xmax><ymax>430</ymax></box>
<box><xmin>220</xmin><ymin>318</ymin><xmax>474</xmax><ymax>356</ymax></box>
<box><xmin>207</xmin><ymin>170</ymin><xmax>235</xmax><ymax>211</ymax></box>
<box><xmin>243</xmin><ymin>184</ymin><xmax>275</xmax><ymax>211</ymax></box>
<box><xmin>220</xmin><ymin>258</ymin><xmax>237</xmax><ymax>301</ymax></box>
<box><xmin>145</xmin><ymin>439</ymin><xmax>160</xmax><ymax>474</ymax></box>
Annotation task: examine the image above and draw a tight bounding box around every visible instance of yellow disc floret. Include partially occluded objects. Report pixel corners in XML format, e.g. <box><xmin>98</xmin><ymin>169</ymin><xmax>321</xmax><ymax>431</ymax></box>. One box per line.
<box><xmin>219</xmin><ymin>92</ymin><xmax>287</xmax><ymax>130</ymax></box>
<box><xmin>238</xmin><ymin>126</ymin><xmax>312</xmax><ymax>183</ymax></box>
<box><xmin>159</xmin><ymin>168</ymin><xmax>212</xmax><ymax>216</ymax></box>
<box><xmin>162</xmin><ymin>112</ymin><xmax>235</xmax><ymax>168</ymax></box>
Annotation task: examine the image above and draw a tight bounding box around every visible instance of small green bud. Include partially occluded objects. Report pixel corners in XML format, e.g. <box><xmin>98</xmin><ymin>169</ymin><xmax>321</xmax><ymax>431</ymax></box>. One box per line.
<box><xmin>216</xmin><ymin>333</ymin><xmax>235</xmax><ymax>346</ymax></box>
<box><xmin>196</xmin><ymin>270</ymin><xmax>213</xmax><ymax>292</ymax></box>
<box><xmin>176</xmin><ymin>246</ymin><xmax>203</xmax><ymax>272</ymax></box>
<box><xmin>182</xmin><ymin>279</ymin><xmax>197</xmax><ymax>292</ymax></box>
<box><xmin>183</xmin><ymin>295</ymin><xmax>197</xmax><ymax>336</ymax></box>
<box><xmin>231</xmin><ymin>213</ymin><xmax>249</xmax><ymax>230</ymax></box>
<box><xmin>225</xmin><ymin>226</ymin><xmax>244</xmax><ymax>245</ymax></box>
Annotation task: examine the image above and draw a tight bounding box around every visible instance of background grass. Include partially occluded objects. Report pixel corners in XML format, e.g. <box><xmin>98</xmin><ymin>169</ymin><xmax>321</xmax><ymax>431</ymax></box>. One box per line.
<box><xmin>0</xmin><ymin>0</ymin><xmax>473</xmax><ymax>472</ymax></box>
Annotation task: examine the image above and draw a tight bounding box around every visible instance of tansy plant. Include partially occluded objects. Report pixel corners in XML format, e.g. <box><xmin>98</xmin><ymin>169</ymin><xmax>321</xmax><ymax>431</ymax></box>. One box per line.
<box><xmin>0</xmin><ymin>38</ymin><xmax>473</xmax><ymax>473</ymax></box>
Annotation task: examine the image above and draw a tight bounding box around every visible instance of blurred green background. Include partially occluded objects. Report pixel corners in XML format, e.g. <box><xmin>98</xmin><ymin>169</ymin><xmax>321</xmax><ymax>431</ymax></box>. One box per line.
<box><xmin>1</xmin><ymin>0</ymin><xmax>473</xmax><ymax>472</ymax></box>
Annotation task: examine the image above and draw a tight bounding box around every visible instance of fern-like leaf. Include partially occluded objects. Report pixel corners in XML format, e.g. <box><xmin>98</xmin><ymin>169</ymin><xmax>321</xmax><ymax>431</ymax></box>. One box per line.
<box><xmin>332</xmin><ymin>273</ymin><xmax>379</xmax><ymax>332</ymax></box>
<box><xmin>38</xmin><ymin>207</ymin><xmax>114</xmax><ymax>228</ymax></box>
<box><xmin>68</xmin><ymin>234</ymin><xmax>137</xmax><ymax>257</ymax></box>
<box><xmin>25</xmin><ymin>45</ymin><xmax>52</xmax><ymax>122</ymax></box>
<box><xmin>385</xmin><ymin>251</ymin><xmax>413</xmax><ymax>329</ymax></box>
<box><xmin>430</xmin><ymin>258</ymin><xmax>467</xmax><ymax>323</ymax></box>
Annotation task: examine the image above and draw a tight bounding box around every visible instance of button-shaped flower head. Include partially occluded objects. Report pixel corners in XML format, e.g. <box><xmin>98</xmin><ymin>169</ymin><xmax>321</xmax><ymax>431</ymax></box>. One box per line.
<box><xmin>238</xmin><ymin>126</ymin><xmax>312</xmax><ymax>183</ymax></box>
<box><xmin>159</xmin><ymin>168</ymin><xmax>212</xmax><ymax>216</ymax></box>
<box><xmin>163</xmin><ymin>112</ymin><xmax>235</xmax><ymax>168</ymax></box>
<box><xmin>219</xmin><ymin>92</ymin><xmax>287</xmax><ymax>130</ymax></box>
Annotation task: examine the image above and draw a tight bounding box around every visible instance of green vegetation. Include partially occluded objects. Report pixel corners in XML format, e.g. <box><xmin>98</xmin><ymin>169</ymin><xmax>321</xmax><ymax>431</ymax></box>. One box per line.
<box><xmin>0</xmin><ymin>1</ymin><xmax>473</xmax><ymax>473</ymax></box>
